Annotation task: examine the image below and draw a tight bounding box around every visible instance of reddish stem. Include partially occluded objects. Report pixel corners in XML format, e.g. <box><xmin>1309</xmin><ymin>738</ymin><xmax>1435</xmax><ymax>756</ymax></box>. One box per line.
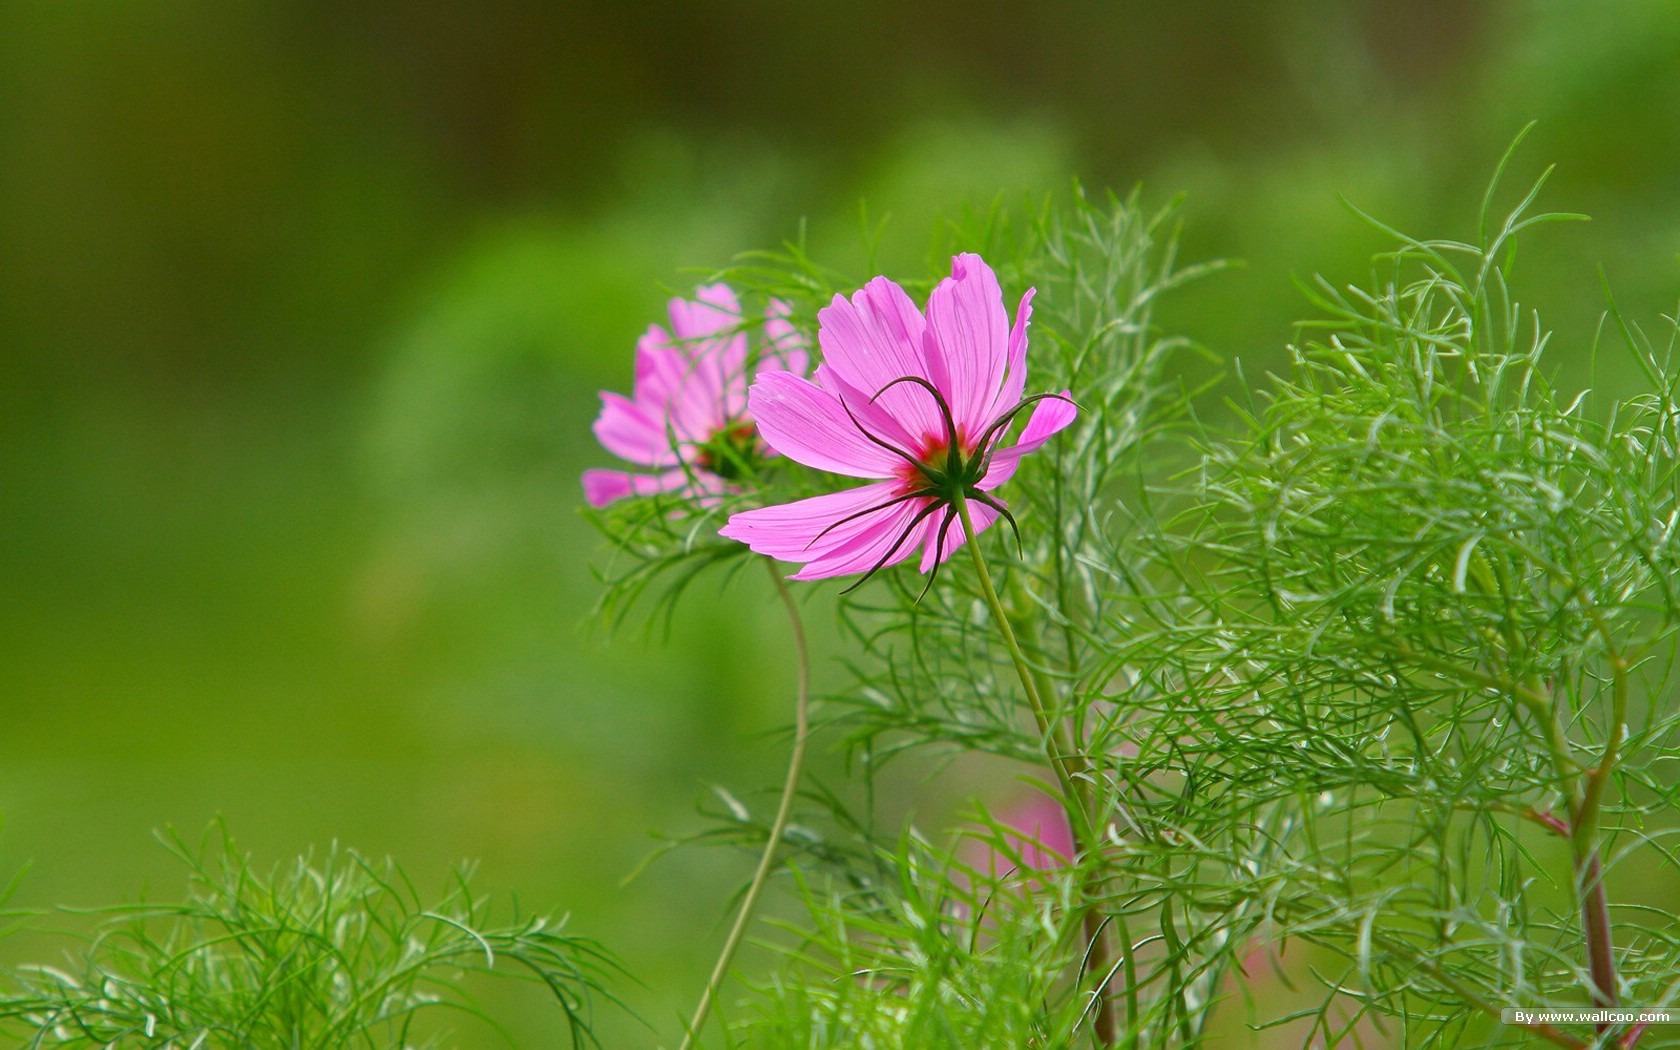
<box><xmin>1578</xmin><ymin>847</ymin><xmax>1617</xmax><ymax>1013</ymax></box>
<box><xmin>1527</xmin><ymin>807</ymin><xmax>1570</xmax><ymax>838</ymax></box>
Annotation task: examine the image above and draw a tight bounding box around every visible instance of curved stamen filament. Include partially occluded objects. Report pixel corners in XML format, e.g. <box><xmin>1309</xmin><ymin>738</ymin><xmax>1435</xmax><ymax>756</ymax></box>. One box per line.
<box><xmin>804</xmin><ymin>487</ymin><xmax>940</xmax><ymax>550</ymax></box>
<box><xmin>971</xmin><ymin>391</ymin><xmax>1081</xmax><ymax>472</ymax></box>
<box><xmin>870</xmin><ymin>375</ymin><xmax>965</xmax><ymax>471</ymax></box>
<box><xmin>969</xmin><ymin>489</ymin><xmax>1024</xmax><ymax>556</ymax></box>
<box><xmin>834</xmin><ymin>389</ymin><xmax>926</xmax><ymax>473</ymax></box>
<box><xmin>840</xmin><ymin>498</ymin><xmax>948</xmax><ymax>594</ymax></box>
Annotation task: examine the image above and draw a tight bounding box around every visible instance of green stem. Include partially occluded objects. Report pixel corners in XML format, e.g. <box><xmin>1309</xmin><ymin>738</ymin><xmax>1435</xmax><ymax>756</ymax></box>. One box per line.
<box><xmin>955</xmin><ymin>494</ymin><xmax>1117</xmax><ymax>1047</ymax></box>
<box><xmin>1516</xmin><ymin>675</ymin><xmax>1582</xmax><ymax>793</ymax></box>
<box><xmin>956</xmin><ymin>496</ymin><xmax>1088</xmax><ymax>837</ymax></box>
<box><xmin>677</xmin><ymin>559</ymin><xmax>811</xmax><ymax>1050</ymax></box>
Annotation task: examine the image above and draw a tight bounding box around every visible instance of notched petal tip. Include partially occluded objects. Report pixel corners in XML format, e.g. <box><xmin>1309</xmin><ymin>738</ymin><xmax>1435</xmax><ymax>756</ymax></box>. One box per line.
<box><xmin>671</xmin><ymin>284</ymin><xmax>743</xmax><ymax>339</ymax></box>
<box><xmin>760</xmin><ymin>299</ymin><xmax>811</xmax><ymax>378</ymax></box>
<box><xmin>582</xmin><ymin>469</ymin><xmax>633</xmax><ymax>508</ymax></box>
<box><xmin>925</xmin><ymin>251</ymin><xmax>1011</xmax><ymax>436</ymax></box>
<box><xmin>582</xmin><ymin>467</ymin><xmax>694</xmax><ymax>508</ymax></box>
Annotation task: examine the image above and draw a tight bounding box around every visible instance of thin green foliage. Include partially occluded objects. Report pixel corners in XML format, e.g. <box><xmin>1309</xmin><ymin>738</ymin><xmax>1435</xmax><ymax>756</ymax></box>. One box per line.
<box><xmin>744</xmin><ymin>829</ymin><xmax>1098</xmax><ymax>1050</ymax></box>
<box><xmin>1109</xmin><ymin>151</ymin><xmax>1680</xmax><ymax>1043</ymax></box>
<box><xmin>0</xmin><ymin>825</ymin><xmax>625</xmax><ymax>1049</ymax></box>
<box><xmin>728</xmin><ymin>164</ymin><xmax>1680</xmax><ymax>1049</ymax></box>
<box><xmin>579</xmin><ymin>154</ymin><xmax>1680</xmax><ymax>1049</ymax></box>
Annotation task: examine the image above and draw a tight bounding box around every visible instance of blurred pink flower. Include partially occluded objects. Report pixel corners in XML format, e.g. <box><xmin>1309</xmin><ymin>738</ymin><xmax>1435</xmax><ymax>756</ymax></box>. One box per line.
<box><xmin>950</xmin><ymin>792</ymin><xmax>1075</xmax><ymax>925</ymax></box>
<box><xmin>718</xmin><ymin>253</ymin><xmax>1077</xmax><ymax>582</ymax></box>
<box><xmin>978</xmin><ymin>792</ymin><xmax>1075</xmax><ymax>879</ymax></box>
<box><xmin>582</xmin><ymin>287</ymin><xmax>808</xmax><ymax>508</ymax></box>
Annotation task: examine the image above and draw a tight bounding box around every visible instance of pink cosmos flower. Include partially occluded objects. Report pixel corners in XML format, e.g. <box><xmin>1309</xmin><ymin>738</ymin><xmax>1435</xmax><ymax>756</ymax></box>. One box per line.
<box><xmin>582</xmin><ymin>286</ymin><xmax>808</xmax><ymax>508</ymax></box>
<box><xmin>951</xmin><ymin>793</ymin><xmax>1075</xmax><ymax>926</ymax></box>
<box><xmin>718</xmin><ymin>253</ymin><xmax>1077</xmax><ymax>582</ymax></box>
<box><xmin>975</xmin><ymin>793</ymin><xmax>1076</xmax><ymax>880</ymax></box>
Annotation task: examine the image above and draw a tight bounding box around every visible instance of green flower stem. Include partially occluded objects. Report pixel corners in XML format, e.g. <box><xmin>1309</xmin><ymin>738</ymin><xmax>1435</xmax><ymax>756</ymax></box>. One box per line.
<box><xmin>677</xmin><ymin>558</ymin><xmax>811</xmax><ymax>1050</ymax></box>
<box><xmin>956</xmin><ymin>496</ymin><xmax>1088</xmax><ymax>837</ymax></box>
<box><xmin>1516</xmin><ymin>675</ymin><xmax>1583</xmax><ymax>793</ymax></box>
<box><xmin>955</xmin><ymin>494</ymin><xmax>1117</xmax><ymax>1048</ymax></box>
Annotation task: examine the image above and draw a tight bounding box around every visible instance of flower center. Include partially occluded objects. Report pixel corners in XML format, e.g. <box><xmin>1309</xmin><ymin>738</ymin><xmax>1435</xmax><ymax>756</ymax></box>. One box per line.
<box><xmin>694</xmin><ymin>421</ymin><xmax>761</xmax><ymax>482</ymax></box>
<box><xmin>895</xmin><ymin>434</ymin><xmax>985</xmax><ymax>502</ymax></box>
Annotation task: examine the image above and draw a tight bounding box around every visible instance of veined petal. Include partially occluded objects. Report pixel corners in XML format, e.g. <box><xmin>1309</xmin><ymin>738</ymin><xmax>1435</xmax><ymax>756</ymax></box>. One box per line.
<box><xmin>749</xmin><ymin>371</ymin><xmax>907</xmax><ymax>477</ymax></box>
<box><xmin>581</xmin><ymin>467</ymin><xmax>690</xmax><ymax>508</ymax></box>
<box><xmin>715</xmin><ymin>331</ymin><xmax>751</xmax><ymax>420</ymax></box>
<box><xmin>760</xmin><ymin>299</ymin><xmax>811</xmax><ymax>379</ymax></box>
<box><xmin>979</xmin><ymin>393</ymin><xmax>1079</xmax><ymax>490</ymax></box>
<box><xmin>793</xmin><ymin>494</ymin><xmax>930</xmax><ymax>580</ymax></box>
<box><xmin>918</xmin><ymin>499</ymin><xmax>1000</xmax><ymax>572</ymax></box>
<box><xmin>923</xmin><ymin>253</ymin><xmax>1010</xmax><ymax>439</ymax></box>
<box><xmin>669</xmin><ymin>284</ymin><xmax>742</xmax><ymax>341</ymax></box>
<box><xmin>817</xmin><ymin>278</ymin><xmax>945</xmax><ymax>446</ymax></box>
<box><xmin>631</xmin><ymin>326</ymin><xmax>681</xmax><ymax>407</ymax></box>
<box><xmin>593</xmin><ymin>391</ymin><xmax>681</xmax><ymax>467</ymax></box>
<box><xmin>993</xmin><ymin>288</ymin><xmax>1035</xmax><ymax>416</ymax></box>
<box><xmin>633</xmin><ymin>328</ymin><xmax>721</xmax><ymax>442</ymax></box>
<box><xmin>670</xmin><ymin>285</ymin><xmax>748</xmax><ymax>421</ymax></box>
<box><xmin>813</xmin><ymin>363</ymin><xmax>922</xmax><ymax>456</ymax></box>
<box><xmin>720</xmin><ymin>481</ymin><xmax>911</xmax><ymax>568</ymax></box>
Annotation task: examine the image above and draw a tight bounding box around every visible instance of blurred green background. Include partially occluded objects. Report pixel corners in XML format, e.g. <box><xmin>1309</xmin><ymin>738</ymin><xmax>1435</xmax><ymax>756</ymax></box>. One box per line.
<box><xmin>2</xmin><ymin>1</ymin><xmax>1678</xmax><ymax>1045</ymax></box>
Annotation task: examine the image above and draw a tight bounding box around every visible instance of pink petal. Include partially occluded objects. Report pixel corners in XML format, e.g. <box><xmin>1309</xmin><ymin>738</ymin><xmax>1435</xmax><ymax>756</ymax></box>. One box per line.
<box><xmin>923</xmin><ymin>253</ymin><xmax>1010</xmax><ymax>439</ymax></box>
<box><xmin>668</xmin><ymin>284</ymin><xmax>741</xmax><ymax>341</ymax></box>
<box><xmin>748</xmin><ymin>371</ymin><xmax>907</xmax><ymax>478</ymax></box>
<box><xmin>993</xmin><ymin>288</ymin><xmax>1035</xmax><ymax>416</ymax></box>
<box><xmin>694</xmin><ymin>289</ymin><xmax>747</xmax><ymax>382</ymax></box>
<box><xmin>717</xmin><ymin>332</ymin><xmax>751</xmax><ymax>420</ymax></box>
<box><xmin>1005</xmin><ymin>795</ymin><xmax>1074</xmax><ymax>871</ymax></box>
<box><xmin>813</xmin><ymin>362</ymin><xmax>923</xmax><ymax>457</ymax></box>
<box><xmin>759</xmin><ymin>299</ymin><xmax>810</xmax><ymax>379</ymax></box>
<box><xmin>979</xmin><ymin>393</ymin><xmax>1078</xmax><ymax>490</ymax></box>
<box><xmin>666</xmin><ymin>286</ymin><xmax>748</xmax><ymax>421</ymax></box>
<box><xmin>720</xmin><ymin>482</ymin><xmax>895</xmax><ymax>550</ymax></box>
<box><xmin>792</xmin><ymin>496</ymin><xmax>932</xmax><ymax>580</ymax></box>
<box><xmin>917</xmin><ymin>498</ymin><xmax>1000</xmax><ymax>572</ymax></box>
<box><xmin>593</xmin><ymin>391</ymin><xmax>681</xmax><ymax>467</ymax></box>
<box><xmin>633</xmin><ymin>329</ymin><xmax>723</xmax><ymax>443</ymax></box>
<box><xmin>719</xmin><ymin>482</ymin><xmax>926</xmax><ymax>579</ymax></box>
<box><xmin>816</xmin><ymin>278</ymin><xmax>947</xmax><ymax>449</ymax></box>
<box><xmin>581</xmin><ymin>467</ymin><xmax>690</xmax><ymax>508</ymax></box>
<box><xmin>792</xmin><ymin>493</ymin><xmax>940</xmax><ymax>577</ymax></box>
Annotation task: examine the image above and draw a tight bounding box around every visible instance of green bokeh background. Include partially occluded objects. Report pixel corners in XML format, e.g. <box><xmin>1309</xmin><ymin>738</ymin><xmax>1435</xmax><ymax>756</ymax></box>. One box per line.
<box><xmin>2</xmin><ymin>2</ymin><xmax>1678</xmax><ymax>1045</ymax></box>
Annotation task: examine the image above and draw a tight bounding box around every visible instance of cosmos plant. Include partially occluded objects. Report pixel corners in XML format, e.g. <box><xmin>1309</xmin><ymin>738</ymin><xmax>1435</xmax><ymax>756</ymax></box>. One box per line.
<box><xmin>584</xmin><ymin>156</ymin><xmax>1680</xmax><ymax>1050</ymax></box>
